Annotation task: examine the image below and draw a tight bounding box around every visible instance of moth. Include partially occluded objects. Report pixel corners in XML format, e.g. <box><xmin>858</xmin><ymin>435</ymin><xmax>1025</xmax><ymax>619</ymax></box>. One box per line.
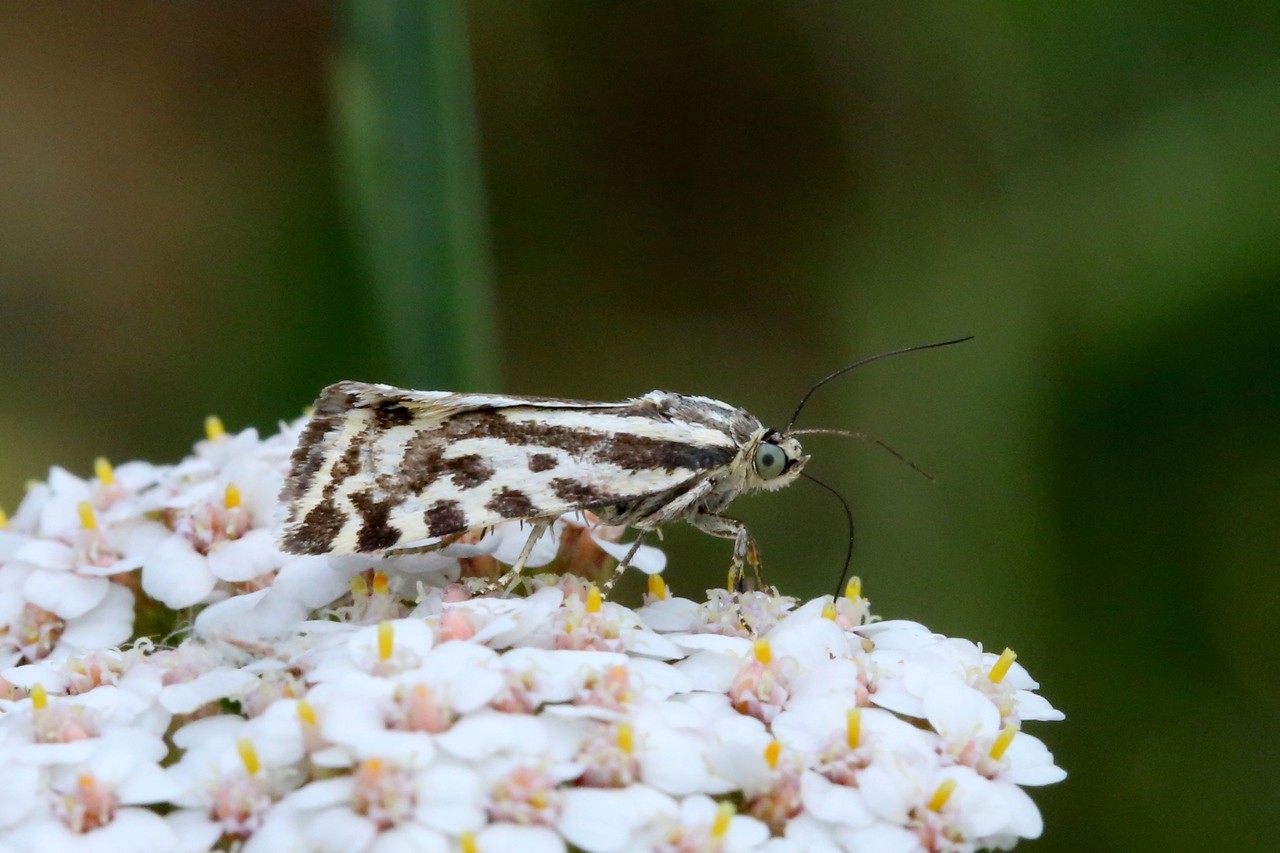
<box><xmin>277</xmin><ymin>339</ymin><xmax>969</xmax><ymax>592</ymax></box>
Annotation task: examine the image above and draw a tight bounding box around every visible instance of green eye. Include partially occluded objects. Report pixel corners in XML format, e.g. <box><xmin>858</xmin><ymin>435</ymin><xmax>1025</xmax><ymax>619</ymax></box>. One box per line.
<box><xmin>754</xmin><ymin>442</ymin><xmax>787</xmax><ymax>479</ymax></box>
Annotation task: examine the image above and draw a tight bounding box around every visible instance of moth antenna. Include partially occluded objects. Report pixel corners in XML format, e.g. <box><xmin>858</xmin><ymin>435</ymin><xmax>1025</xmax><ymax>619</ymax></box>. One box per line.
<box><xmin>799</xmin><ymin>472</ymin><xmax>855</xmax><ymax>599</ymax></box>
<box><xmin>789</xmin><ymin>428</ymin><xmax>935</xmax><ymax>481</ymax></box>
<box><xmin>785</xmin><ymin>336</ymin><xmax>974</xmax><ymax>430</ymax></box>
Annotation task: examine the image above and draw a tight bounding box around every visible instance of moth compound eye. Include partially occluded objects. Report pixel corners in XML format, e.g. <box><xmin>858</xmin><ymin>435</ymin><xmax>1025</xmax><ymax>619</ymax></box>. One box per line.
<box><xmin>754</xmin><ymin>442</ymin><xmax>787</xmax><ymax>480</ymax></box>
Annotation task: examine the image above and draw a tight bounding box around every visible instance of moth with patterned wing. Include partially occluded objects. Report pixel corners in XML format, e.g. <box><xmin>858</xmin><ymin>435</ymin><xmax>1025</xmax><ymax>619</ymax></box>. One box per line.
<box><xmin>277</xmin><ymin>338</ymin><xmax>970</xmax><ymax>592</ymax></box>
<box><xmin>278</xmin><ymin>382</ymin><xmax>801</xmax><ymax>591</ymax></box>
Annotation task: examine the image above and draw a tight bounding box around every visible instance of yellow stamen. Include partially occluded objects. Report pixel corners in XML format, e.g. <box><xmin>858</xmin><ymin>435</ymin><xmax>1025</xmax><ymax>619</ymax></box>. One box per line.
<box><xmin>753</xmin><ymin>637</ymin><xmax>772</xmax><ymax>665</ymax></box>
<box><xmin>988</xmin><ymin>648</ymin><xmax>1017</xmax><ymax>684</ymax></box>
<box><xmin>586</xmin><ymin>585</ymin><xmax>602</xmax><ymax>614</ymax></box>
<box><xmin>460</xmin><ymin>832</ymin><xmax>479</xmax><ymax>853</ymax></box>
<box><xmin>77</xmin><ymin>501</ymin><xmax>97</xmax><ymax>531</ymax></box>
<box><xmin>350</xmin><ymin>575</ymin><xmax>369</xmax><ymax>597</ymax></box>
<box><xmin>711</xmin><ymin>801</ymin><xmax>735</xmax><ymax>838</ymax></box>
<box><xmin>93</xmin><ymin>457</ymin><xmax>115</xmax><ymax>487</ymax></box>
<box><xmin>237</xmin><ymin>737</ymin><xmax>260</xmax><ymax>776</ymax></box>
<box><xmin>989</xmin><ymin>723</ymin><xmax>1019</xmax><ymax>760</ymax></box>
<box><xmin>223</xmin><ymin>482</ymin><xmax>242</xmax><ymax>510</ymax></box>
<box><xmin>297</xmin><ymin>700</ymin><xmax>317</xmax><ymax>727</ymax></box>
<box><xmin>846</xmin><ymin>707</ymin><xmax>862</xmax><ymax>750</ymax></box>
<box><xmin>530</xmin><ymin>791</ymin><xmax>549</xmax><ymax>810</ymax></box>
<box><xmin>377</xmin><ymin>621</ymin><xmax>394</xmax><ymax>661</ymax></box>
<box><xmin>30</xmin><ymin>683</ymin><xmax>47</xmax><ymax>710</ymax></box>
<box><xmin>0</xmin><ymin>506</ymin><xmax>8</xmax><ymax>530</ymax></box>
<box><xmin>844</xmin><ymin>576</ymin><xmax>862</xmax><ymax>601</ymax></box>
<box><xmin>647</xmin><ymin>574</ymin><xmax>668</xmax><ymax>600</ymax></box>
<box><xmin>616</xmin><ymin>722</ymin><xmax>634</xmax><ymax>755</ymax></box>
<box><xmin>361</xmin><ymin>757</ymin><xmax>384</xmax><ymax>776</ymax></box>
<box><xmin>764</xmin><ymin>738</ymin><xmax>781</xmax><ymax>770</ymax></box>
<box><xmin>77</xmin><ymin>773</ymin><xmax>96</xmax><ymax>790</ymax></box>
<box><xmin>372</xmin><ymin>571</ymin><xmax>390</xmax><ymax>596</ymax></box>
<box><xmin>204</xmin><ymin>415</ymin><xmax>226</xmax><ymax>441</ymax></box>
<box><xmin>821</xmin><ymin>600</ymin><xmax>837</xmax><ymax>621</ymax></box>
<box><xmin>928</xmin><ymin>778</ymin><xmax>957</xmax><ymax>812</ymax></box>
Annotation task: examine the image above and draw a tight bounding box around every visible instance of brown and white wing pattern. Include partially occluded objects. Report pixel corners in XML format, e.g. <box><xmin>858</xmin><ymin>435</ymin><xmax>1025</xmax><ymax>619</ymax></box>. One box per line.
<box><xmin>278</xmin><ymin>381</ymin><xmax>755</xmax><ymax>555</ymax></box>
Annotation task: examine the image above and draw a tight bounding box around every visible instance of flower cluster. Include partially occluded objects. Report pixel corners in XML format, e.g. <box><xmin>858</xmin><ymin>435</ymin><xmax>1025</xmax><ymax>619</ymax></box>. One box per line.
<box><xmin>0</xmin><ymin>416</ymin><xmax>1064</xmax><ymax>852</ymax></box>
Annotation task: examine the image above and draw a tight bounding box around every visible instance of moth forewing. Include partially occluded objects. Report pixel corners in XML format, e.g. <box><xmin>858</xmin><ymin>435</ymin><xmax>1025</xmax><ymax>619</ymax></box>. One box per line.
<box><xmin>279</xmin><ymin>381</ymin><xmax>804</xmax><ymax>591</ymax></box>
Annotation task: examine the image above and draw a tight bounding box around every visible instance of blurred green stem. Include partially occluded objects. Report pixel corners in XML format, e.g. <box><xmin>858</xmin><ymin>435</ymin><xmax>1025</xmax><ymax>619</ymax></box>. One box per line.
<box><xmin>332</xmin><ymin>0</ymin><xmax>499</xmax><ymax>390</ymax></box>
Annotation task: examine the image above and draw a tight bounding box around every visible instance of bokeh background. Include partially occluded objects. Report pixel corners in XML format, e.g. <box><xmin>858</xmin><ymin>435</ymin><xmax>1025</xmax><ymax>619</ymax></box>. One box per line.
<box><xmin>2</xmin><ymin>3</ymin><xmax>1277</xmax><ymax>850</ymax></box>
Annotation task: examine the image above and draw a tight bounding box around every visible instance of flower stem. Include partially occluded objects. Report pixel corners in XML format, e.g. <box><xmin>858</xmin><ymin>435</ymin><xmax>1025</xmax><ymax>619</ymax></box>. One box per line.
<box><xmin>332</xmin><ymin>0</ymin><xmax>499</xmax><ymax>390</ymax></box>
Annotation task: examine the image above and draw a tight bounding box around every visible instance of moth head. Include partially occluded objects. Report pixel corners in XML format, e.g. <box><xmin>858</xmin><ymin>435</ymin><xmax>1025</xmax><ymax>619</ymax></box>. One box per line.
<box><xmin>750</xmin><ymin>431</ymin><xmax>807</xmax><ymax>491</ymax></box>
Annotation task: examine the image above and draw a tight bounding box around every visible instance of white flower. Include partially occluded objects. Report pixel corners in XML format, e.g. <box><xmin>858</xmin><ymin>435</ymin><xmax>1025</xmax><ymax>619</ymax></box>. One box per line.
<box><xmin>922</xmin><ymin>679</ymin><xmax>1065</xmax><ymax>787</ymax></box>
<box><xmin>637</xmin><ymin>794</ymin><xmax>770</xmax><ymax>852</ymax></box>
<box><xmin>0</xmin><ymin>410</ymin><xmax>1066</xmax><ymax>852</ymax></box>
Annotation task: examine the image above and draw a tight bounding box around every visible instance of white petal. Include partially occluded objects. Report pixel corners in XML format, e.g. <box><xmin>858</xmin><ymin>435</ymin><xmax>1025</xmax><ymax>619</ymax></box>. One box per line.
<box><xmin>497</xmin><ymin>648</ymin><xmax>629</xmax><ymax>704</ymax></box>
<box><xmin>435</xmin><ymin>709</ymin><xmax>549</xmax><ymax>760</ymax></box>
<box><xmin>23</xmin><ymin>568</ymin><xmax>109</xmax><ymax>619</ymax></box>
<box><xmin>142</xmin><ymin>535</ymin><xmax>217</xmax><ymax>608</ymax></box>
<box><xmin>787</xmin><ymin>658</ymin><xmax>862</xmax><ymax>704</ymax></box>
<box><xmin>371</xmin><ymin>825</ymin><xmax>449</xmax><ymax>853</ymax></box>
<box><xmin>634</xmin><ymin>598</ymin><xmax>701</xmax><ymax>632</ymax></box>
<box><xmin>637</xmin><ymin>727</ymin><xmax>727</xmax><ymax>795</ymax></box>
<box><xmin>164</xmin><ymin>810</ymin><xmax>224</xmax><ymax>853</ymax></box>
<box><xmin>207</xmin><ymin>529</ymin><xmax>278</xmax><ymax>582</ymax></box>
<box><xmin>302</xmin><ymin>807</ymin><xmax>379</xmax><ymax>853</ymax></box>
<box><xmin>284</xmin><ymin>777</ymin><xmax>356</xmax><ymax>810</ymax></box>
<box><xmin>559</xmin><ymin>786</ymin><xmax>676</xmax><ymax>852</ymax></box>
<box><xmin>0</xmin><ymin>564</ymin><xmax>35</xmax><ymax>625</ymax></box>
<box><xmin>2</xmin><ymin>661</ymin><xmax>68</xmax><ymax>692</ymax></box>
<box><xmin>94</xmin><ymin>807</ymin><xmax>178</xmax><ymax>853</ymax></box>
<box><xmin>60</xmin><ymin>584</ymin><xmax>135</xmax><ymax>649</ymax></box>
<box><xmin>476</xmin><ymin>824</ymin><xmax>565</xmax><ymax>853</ymax></box>
<box><xmin>836</xmin><ymin>822</ymin><xmax>923</xmax><ymax>853</ymax></box>
<box><xmin>194</xmin><ymin>588</ymin><xmax>308</xmax><ymax>642</ymax></box>
<box><xmin>115</xmin><ymin>761</ymin><xmax>174</xmax><ymax>805</ymax></box>
<box><xmin>486</xmin><ymin>523</ymin><xmax>560</xmax><ymax>567</ymax></box>
<box><xmin>1013</xmin><ymin>690</ymin><xmax>1065</xmax><ymax>722</ymax></box>
<box><xmin>160</xmin><ymin>668</ymin><xmax>258</xmax><ymax>713</ymax></box>
<box><xmin>348</xmin><ymin>618</ymin><xmax>435</xmax><ymax>666</ymax></box>
<box><xmin>271</xmin><ymin>556</ymin><xmax>353</xmax><ymax>609</ymax></box>
<box><xmin>674</xmin><ymin>649</ymin><xmax>743</xmax><ymax>693</ymax></box>
<box><xmin>800</xmin><ymin>771</ymin><xmax>876</xmax><ymax>827</ymax></box>
<box><xmin>1002</xmin><ymin>734</ymin><xmax>1067</xmax><ymax>786</ymax></box>
<box><xmin>761</xmin><ymin>813</ymin><xmax>842</xmax><ymax>853</ymax></box>
<box><xmin>242</xmin><ymin>812</ymin><xmax>308</xmax><ymax>853</ymax></box>
<box><xmin>855</xmin><ymin>619</ymin><xmax>939</xmax><ymax>648</ymax></box>
<box><xmin>412</xmin><ymin>763</ymin><xmax>485</xmax><ymax>833</ymax></box>
<box><xmin>10</xmin><ymin>539</ymin><xmax>77</xmax><ymax>570</ymax></box>
<box><xmin>171</xmin><ymin>713</ymin><xmax>246</xmax><ymax>750</ymax></box>
<box><xmin>0</xmin><ymin>764</ymin><xmax>42</xmax><ymax>827</ymax></box>
<box><xmin>671</xmin><ymin>633</ymin><xmax>753</xmax><ymax>656</ymax></box>
<box><xmin>922</xmin><ymin>679</ymin><xmax>1000</xmax><ymax>744</ymax></box>
<box><xmin>409</xmin><ymin>642</ymin><xmax>503</xmax><ymax>711</ymax></box>
<box><xmin>769</xmin><ymin>618</ymin><xmax>854</xmax><ymax>667</ymax></box>
<box><xmin>590</xmin><ymin>536</ymin><xmax>667</xmax><ymax>574</ymax></box>
<box><xmin>619</xmin><ymin>626</ymin><xmax>684</xmax><ymax>660</ymax></box>
<box><xmin>625</xmin><ymin>658</ymin><xmax>693</xmax><ymax>701</ymax></box>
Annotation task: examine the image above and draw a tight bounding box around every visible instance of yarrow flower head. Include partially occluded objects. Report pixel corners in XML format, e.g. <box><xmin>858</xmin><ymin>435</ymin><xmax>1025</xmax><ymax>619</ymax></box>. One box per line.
<box><xmin>0</xmin><ymin>413</ymin><xmax>1065</xmax><ymax>851</ymax></box>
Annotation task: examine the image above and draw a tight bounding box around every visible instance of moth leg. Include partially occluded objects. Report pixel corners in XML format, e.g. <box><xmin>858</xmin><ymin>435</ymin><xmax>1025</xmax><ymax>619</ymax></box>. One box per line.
<box><xmin>594</xmin><ymin>478</ymin><xmax>717</xmax><ymax>596</ymax></box>
<box><xmin>383</xmin><ymin>531</ymin><xmax>467</xmax><ymax>556</ymax></box>
<box><xmin>643</xmin><ymin>477</ymin><xmax>717</xmax><ymax>526</ymax></box>
<box><xmin>600</xmin><ymin>532</ymin><xmax>647</xmax><ymax>597</ymax></box>
<box><xmin>489</xmin><ymin>520</ymin><xmax>553</xmax><ymax>595</ymax></box>
<box><xmin>686</xmin><ymin>513</ymin><xmax>764</xmax><ymax>592</ymax></box>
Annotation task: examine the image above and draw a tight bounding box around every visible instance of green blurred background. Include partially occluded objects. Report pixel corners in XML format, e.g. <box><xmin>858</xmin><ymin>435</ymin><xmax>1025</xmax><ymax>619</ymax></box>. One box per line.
<box><xmin>2</xmin><ymin>3</ymin><xmax>1277</xmax><ymax>850</ymax></box>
